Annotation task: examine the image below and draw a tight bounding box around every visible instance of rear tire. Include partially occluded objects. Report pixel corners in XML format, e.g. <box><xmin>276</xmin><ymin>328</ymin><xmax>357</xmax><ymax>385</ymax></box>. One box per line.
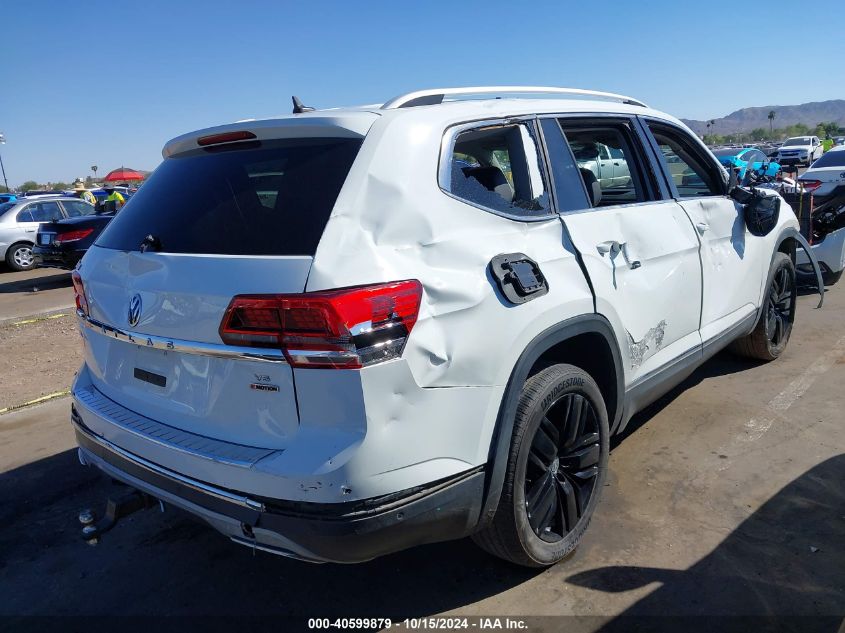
<box><xmin>729</xmin><ymin>253</ymin><xmax>796</xmax><ymax>361</ymax></box>
<box><xmin>5</xmin><ymin>242</ymin><xmax>35</xmax><ymax>271</ymax></box>
<box><xmin>472</xmin><ymin>364</ymin><xmax>609</xmax><ymax>567</ymax></box>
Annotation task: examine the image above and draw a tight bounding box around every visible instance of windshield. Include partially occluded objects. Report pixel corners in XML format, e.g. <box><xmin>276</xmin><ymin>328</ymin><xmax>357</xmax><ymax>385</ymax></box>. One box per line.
<box><xmin>713</xmin><ymin>148</ymin><xmax>741</xmax><ymax>158</ymax></box>
<box><xmin>783</xmin><ymin>137</ymin><xmax>811</xmax><ymax>146</ymax></box>
<box><xmin>0</xmin><ymin>201</ymin><xmax>16</xmax><ymax>216</ymax></box>
<box><xmin>809</xmin><ymin>150</ymin><xmax>845</xmax><ymax>168</ymax></box>
<box><xmin>97</xmin><ymin>137</ymin><xmax>362</xmax><ymax>256</ymax></box>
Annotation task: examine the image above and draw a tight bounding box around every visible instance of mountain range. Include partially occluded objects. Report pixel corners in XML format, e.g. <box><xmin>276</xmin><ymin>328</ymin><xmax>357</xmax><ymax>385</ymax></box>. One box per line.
<box><xmin>682</xmin><ymin>99</ymin><xmax>845</xmax><ymax>135</ymax></box>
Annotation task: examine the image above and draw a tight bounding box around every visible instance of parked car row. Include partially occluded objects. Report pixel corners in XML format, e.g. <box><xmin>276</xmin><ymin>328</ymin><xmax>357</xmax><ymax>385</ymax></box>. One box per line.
<box><xmin>0</xmin><ymin>197</ymin><xmax>99</xmax><ymax>270</ymax></box>
<box><xmin>0</xmin><ymin>188</ymin><xmax>133</xmax><ymax>271</ymax></box>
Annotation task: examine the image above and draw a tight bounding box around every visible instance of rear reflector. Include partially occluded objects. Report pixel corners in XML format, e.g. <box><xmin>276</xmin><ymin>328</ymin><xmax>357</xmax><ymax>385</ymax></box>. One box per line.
<box><xmin>55</xmin><ymin>228</ymin><xmax>94</xmax><ymax>244</ymax></box>
<box><xmin>71</xmin><ymin>270</ymin><xmax>89</xmax><ymax>316</ymax></box>
<box><xmin>219</xmin><ymin>281</ymin><xmax>423</xmax><ymax>369</ymax></box>
<box><xmin>197</xmin><ymin>130</ymin><xmax>257</xmax><ymax>146</ymax></box>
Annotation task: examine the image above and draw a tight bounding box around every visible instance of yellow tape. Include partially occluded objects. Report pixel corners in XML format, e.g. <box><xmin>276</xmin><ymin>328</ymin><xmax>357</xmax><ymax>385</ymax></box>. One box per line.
<box><xmin>0</xmin><ymin>388</ymin><xmax>71</xmax><ymax>415</ymax></box>
<box><xmin>11</xmin><ymin>313</ymin><xmax>70</xmax><ymax>326</ymax></box>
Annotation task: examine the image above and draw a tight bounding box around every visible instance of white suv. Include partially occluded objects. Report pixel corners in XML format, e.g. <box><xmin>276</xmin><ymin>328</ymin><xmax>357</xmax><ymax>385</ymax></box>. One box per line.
<box><xmin>71</xmin><ymin>87</ymin><xmax>822</xmax><ymax>567</ymax></box>
<box><xmin>776</xmin><ymin>135</ymin><xmax>824</xmax><ymax>167</ymax></box>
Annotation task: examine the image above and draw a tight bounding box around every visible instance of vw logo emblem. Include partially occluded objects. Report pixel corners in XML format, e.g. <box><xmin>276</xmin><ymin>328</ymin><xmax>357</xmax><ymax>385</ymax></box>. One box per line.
<box><xmin>128</xmin><ymin>294</ymin><xmax>142</xmax><ymax>327</ymax></box>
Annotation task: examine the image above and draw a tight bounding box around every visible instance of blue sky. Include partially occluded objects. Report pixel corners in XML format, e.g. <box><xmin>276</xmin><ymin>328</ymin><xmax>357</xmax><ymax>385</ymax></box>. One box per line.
<box><xmin>2</xmin><ymin>0</ymin><xmax>843</xmax><ymax>185</ymax></box>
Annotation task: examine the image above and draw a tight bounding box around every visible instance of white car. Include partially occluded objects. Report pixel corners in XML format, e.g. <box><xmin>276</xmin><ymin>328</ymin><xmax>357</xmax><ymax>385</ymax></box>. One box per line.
<box><xmin>795</xmin><ymin>146</ymin><xmax>845</xmax><ymax>285</ymax></box>
<box><xmin>776</xmin><ymin>136</ymin><xmax>824</xmax><ymax>167</ymax></box>
<box><xmin>70</xmin><ymin>86</ymin><xmax>822</xmax><ymax>567</ymax></box>
<box><xmin>799</xmin><ymin>145</ymin><xmax>845</xmax><ymax>197</ymax></box>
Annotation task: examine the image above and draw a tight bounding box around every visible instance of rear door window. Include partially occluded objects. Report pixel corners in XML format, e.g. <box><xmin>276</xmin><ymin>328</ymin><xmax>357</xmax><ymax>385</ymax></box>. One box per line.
<box><xmin>26</xmin><ymin>201</ymin><xmax>63</xmax><ymax>222</ymax></box>
<box><xmin>443</xmin><ymin>121</ymin><xmax>552</xmax><ymax>218</ymax></box>
<box><xmin>62</xmin><ymin>200</ymin><xmax>95</xmax><ymax>217</ymax></box>
<box><xmin>810</xmin><ymin>150</ymin><xmax>845</xmax><ymax>168</ymax></box>
<box><xmin>96</xmin><ymin>137</ymin><xmax>362</xmax><ymax>255</ymax></box>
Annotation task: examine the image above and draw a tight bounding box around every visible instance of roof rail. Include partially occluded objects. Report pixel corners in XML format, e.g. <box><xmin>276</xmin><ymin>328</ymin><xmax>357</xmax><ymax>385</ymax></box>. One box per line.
<box><xmin>381</xmin><ymin>86</ymin><xmax>648</xmax><ymax>110</ymax></box>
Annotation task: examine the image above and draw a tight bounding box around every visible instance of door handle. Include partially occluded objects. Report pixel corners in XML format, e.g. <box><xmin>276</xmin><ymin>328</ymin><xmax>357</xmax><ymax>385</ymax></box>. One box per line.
<box><xmin>597</xmin><ymin>241</ymin><xmax>641</xmax><ymax>269</ymax></box>
<box><xmin>25</xmin><ymin>229</ymin><xmax>36</xmax><ymax>233</ymax></box>
<box><xmin>695</xmin><ymin>222</ymin><xmax>709</xmax><ymax>234</ymax></box>
<box><xmin>597</xmin><ymin>240</ymin><xmax>623</xmax><ymax>256</ymax></box>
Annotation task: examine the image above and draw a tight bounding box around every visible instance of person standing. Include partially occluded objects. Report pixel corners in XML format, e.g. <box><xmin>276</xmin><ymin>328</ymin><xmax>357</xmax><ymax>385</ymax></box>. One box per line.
<box><xmin>102</xmin><ymin>183</ymin><xmax>126</xmax><ymax>210</ymax></box>
<box><xmin>74</xmin><ymin>182</ymin><xmax>97</xmax><ymax>205</ymax></box>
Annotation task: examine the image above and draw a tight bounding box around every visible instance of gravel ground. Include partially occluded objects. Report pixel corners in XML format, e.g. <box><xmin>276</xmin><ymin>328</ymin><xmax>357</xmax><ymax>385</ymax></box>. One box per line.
<box><xmin>0</xmin><ymin>313</ymin><xmax>81</xmax><ymax>411</ymax></box>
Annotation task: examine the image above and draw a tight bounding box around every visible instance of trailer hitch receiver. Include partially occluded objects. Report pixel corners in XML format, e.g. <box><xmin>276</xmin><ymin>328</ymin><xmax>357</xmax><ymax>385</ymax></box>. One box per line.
<box><xmin>79</xmin><ymin>489</ymin><xmax>157</xmax><ymax>545</ymax></box>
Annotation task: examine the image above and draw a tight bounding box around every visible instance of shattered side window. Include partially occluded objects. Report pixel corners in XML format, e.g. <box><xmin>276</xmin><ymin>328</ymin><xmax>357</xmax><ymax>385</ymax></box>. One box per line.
<box><xmin>446</xmin><ymin>122</ymin><xmax>552</xmax><ymax>218</ymax></box>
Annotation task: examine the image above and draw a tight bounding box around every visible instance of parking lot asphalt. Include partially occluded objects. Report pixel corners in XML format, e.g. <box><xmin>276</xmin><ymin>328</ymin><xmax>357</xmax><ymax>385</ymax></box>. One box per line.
<box><xmin>0</xmin><ymin>287</ymin><xmax>843</xmax><ymax>629</ymax></box>
<box><xmin>0</xmin><ymin>267</ymin><xmax>73</xmax><ymax>324</ymax></box>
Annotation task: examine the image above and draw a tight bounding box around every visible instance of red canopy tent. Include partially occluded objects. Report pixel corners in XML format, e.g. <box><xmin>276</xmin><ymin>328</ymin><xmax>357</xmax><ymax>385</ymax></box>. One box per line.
<box><xmin>103</xmin><ymin>167</ymin><xmax>145</xmax><ymax>182</ymax></box>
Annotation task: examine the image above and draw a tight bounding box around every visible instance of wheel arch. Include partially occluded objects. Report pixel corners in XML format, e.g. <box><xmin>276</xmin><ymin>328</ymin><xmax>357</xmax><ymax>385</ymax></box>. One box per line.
<box><xmin>476</xmin><ymin>314</ymin><xmax>623</xmax><ymax>529</ymax></box>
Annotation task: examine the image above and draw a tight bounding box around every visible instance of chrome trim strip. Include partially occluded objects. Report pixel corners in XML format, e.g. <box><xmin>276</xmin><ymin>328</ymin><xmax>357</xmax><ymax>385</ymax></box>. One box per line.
<box><xmin>78</xmin><ymin>310</ymin><xmax>287</xmax><ymax>363</ymax></box>
<box><xmin>72</xmin><ymin>414</ymin><xmax>266</xmax><ymax>512</ymax></box>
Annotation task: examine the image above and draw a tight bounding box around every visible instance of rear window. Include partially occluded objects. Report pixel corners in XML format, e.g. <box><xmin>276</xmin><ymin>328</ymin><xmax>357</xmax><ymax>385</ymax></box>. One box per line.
<box><xmin>96</xmin><ymin>137</ymin><xmax>362</xmax><ymax>255</ymax></box>
<box><xmin>810</xmin><ymin>151</ymin><xmax>845</xmax><ymax>168</ymax></box>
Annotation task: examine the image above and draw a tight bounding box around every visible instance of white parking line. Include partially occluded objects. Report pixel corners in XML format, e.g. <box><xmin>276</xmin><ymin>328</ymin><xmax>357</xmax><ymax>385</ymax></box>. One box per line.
<box><xmin>742</xmin><ymin>334</ymin><xmax>845</xmax><ymax>443</ymax></box>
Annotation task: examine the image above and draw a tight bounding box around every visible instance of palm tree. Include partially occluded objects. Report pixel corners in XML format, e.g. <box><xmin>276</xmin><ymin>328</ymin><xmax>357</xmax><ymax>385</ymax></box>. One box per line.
<box><xmin>768</xmin><ymin>110</ymin><xmax>776</xmax><ymax>134</ymax></box>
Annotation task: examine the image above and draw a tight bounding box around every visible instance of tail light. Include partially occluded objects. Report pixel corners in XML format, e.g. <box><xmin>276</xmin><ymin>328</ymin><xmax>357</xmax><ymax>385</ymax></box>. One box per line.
<box><xmin>799</xmin><ymin>180</ymin><xmax>822</xmax><ymax>192</ymax></box>
<box><xmin>71</xmin><ymin>270</ymin><xmax>89</xmax><ymax>316</ymax></box>
<box><xmin>55</xmin><ymin>228</ymin><xmax>94</xmax><ymax>245</ymax></box>
<box><xmin>219</xmin><ymin>280</ymin><xmax>423</xmax><ymax>369</ymax></box>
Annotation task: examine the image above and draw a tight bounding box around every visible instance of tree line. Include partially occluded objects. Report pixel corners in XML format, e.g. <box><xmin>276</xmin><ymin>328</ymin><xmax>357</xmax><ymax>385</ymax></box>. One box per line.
<box><xmin>0</xmin><ymin>175</ymin><xmax>99</xmax><ymax>194</ymax></box>
<box><xmin>703</xmin><ymin>121</ymin><xmax>844</xmax><ymax>146</ymax></box>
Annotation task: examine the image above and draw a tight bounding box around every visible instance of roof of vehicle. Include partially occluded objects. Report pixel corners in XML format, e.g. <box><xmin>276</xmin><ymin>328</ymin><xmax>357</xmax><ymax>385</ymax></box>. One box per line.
<box><xmin>162</xmin><ymin>87</ymin><xmax>689</xmax><ymax>158</ymax></box>
<box><xmin>7</xmin><ymin>196</ymin><xmax>85</xmax><ymax>206</ymax></box>
<box><xmin>713</xmin><ymin>147</ymin><xmax>760</xmax><ymax>158</ymax></box>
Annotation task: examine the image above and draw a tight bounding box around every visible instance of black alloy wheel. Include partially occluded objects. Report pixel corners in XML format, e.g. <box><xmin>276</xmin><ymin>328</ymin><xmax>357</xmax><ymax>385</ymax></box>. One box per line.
<box><xmin>473</xmin><ymin>364</ymin><xmax>609</xmax><ymax>567</ymax></box>
<box><xmin>524</xmin><ymin>392</ymin><xmax>600</xmax><ymax>542</ymax></box>
<box><xmin>765</xmin><ymin>263</ymin><xmax>795</xmax><ymax>348</ymax></box>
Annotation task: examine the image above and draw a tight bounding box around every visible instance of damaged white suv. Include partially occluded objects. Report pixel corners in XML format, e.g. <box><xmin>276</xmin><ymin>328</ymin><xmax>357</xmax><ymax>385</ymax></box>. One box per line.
<box><xmin>71</xmin><ymin>87</ymin><xmax>822</xmax><ymax>567</ymax></box>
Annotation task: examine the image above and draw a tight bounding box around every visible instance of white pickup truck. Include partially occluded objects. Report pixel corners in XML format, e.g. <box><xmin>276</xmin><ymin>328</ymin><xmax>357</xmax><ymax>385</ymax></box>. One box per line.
<box><xmin>572</xmin><ymin>141</ymin><xmax>632</xmax><ymax>188</ymax></box>
<box><xmin>776</xmin><ymin>136</ymin><xmax>824</xmax><ymax>167</ymax></box>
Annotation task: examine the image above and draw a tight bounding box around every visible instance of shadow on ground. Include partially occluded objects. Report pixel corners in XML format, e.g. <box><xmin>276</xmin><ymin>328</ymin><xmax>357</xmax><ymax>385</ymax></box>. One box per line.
<box><xmin>567</xmin><ymin>454</ymin><xmax>845</xmax><ymax>630</ymax></box>
<box><xmin>0</xmin><ymin>271</ymin><xmax>71</xmax><ymax>294</ymax></box>
<box><xmin>0</xmin><ymin>448</ymin><xmax>540</xmax><ymax>618</ymax></box>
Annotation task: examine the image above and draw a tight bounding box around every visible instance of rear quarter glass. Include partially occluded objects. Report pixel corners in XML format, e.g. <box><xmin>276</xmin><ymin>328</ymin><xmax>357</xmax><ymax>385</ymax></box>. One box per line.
<box><xmin>95</xmin><ymin>137</ymin><xmax>363</xmax><ymax>256</ymax></box>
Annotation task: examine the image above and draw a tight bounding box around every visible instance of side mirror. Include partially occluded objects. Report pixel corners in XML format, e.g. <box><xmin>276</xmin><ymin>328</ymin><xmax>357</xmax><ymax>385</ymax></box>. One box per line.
<box><xmin>729</xmin><ymin>184</ymin><xmax>755</xmax><ymax>205</ymax></box>
<box><xmin>734</xmin><ymin>189</ymin><xmax>780</xmax><ymax>236</ymax></box>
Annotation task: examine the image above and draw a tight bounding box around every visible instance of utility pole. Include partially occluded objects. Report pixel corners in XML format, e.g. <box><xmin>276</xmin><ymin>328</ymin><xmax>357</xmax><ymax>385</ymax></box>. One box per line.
<box><xmin>0</xmin><ymin>133</ymin><xmax>9</xmax><ymax>192</ymax></box>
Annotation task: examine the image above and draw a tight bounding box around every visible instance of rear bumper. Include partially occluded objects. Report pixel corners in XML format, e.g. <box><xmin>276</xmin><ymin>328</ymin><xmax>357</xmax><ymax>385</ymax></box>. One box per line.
<box><xmin>72</xmin><ymin>407</ymin><xmax>484</xmax><ymax>563</ymax></box>
<box><xmin>796</xmin><ymin>227</ymin><xmax>845</xmax><ymax>276</ymax></box>
<box><xmin>32</xmin><ymin>245</ymin><xmax>84</xmax><ymax>270</ymax></box>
